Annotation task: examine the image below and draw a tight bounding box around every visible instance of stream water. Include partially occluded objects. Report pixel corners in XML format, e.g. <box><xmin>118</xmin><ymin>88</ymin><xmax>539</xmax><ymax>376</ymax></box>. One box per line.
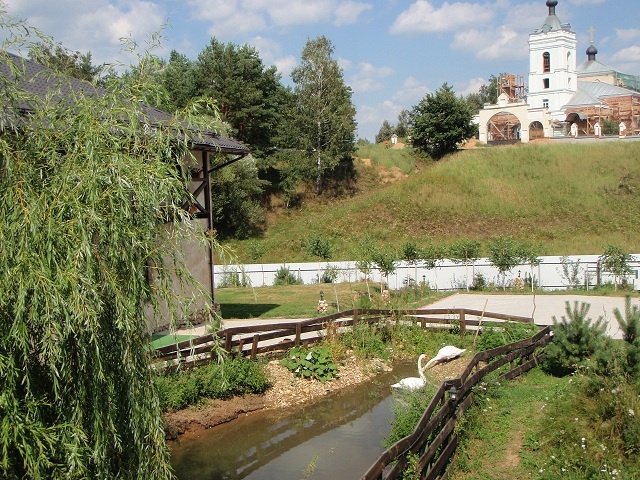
<box><xmin>170</xmin><ymin>360</ymin><xmax>417</xmax><ymax>480</ymax></box>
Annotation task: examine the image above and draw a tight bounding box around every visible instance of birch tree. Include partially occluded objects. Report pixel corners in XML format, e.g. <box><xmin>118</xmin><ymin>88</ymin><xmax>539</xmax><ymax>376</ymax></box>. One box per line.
<box><xmin>290</xmin><ymin>36</ymin><xmax>356</xmax><ymax>194</ymax></box>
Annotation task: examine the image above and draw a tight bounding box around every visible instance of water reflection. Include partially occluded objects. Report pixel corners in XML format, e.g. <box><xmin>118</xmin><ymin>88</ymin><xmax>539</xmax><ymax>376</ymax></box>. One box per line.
<box><xmin>170</xmin><ymin>360</ymin><xmax>416</xmax><ymax>480</ymax></box>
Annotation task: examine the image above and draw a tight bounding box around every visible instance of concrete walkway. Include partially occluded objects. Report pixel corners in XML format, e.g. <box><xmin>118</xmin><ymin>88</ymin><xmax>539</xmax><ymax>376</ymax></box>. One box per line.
<box><xmin>169</xmin><ymin>293</ymin><xmax>637</xmax><ymax>341</ymax></box>
<box><xmin>425</xmin><ymin>293</ymin><xmax>639</xmax><ymax>340</ymax></box>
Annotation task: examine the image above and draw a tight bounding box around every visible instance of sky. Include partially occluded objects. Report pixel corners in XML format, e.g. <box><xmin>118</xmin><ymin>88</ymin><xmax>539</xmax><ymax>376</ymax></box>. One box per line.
<box><xmin>2</xmin><ymin>0</ymin><xmax>639</xmax><ymax>142</ymax></box>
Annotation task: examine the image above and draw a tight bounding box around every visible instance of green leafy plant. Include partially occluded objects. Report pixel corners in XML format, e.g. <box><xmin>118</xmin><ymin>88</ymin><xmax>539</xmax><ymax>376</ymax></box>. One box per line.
<box><xmin>273</xmin><ymin>265</ymin><xmax>303</xmax><ymax>285</ymax></box>
<box><xmin>155</xmin><ymin>357</ymin><xmax>271</xmax><ymax>412</ymax></box>
<box><xmin>303</xmin><ymin>233</ymin><xmax>333</xmax><ymax>260</ymax></box>
<box><xmin>614</xmin><ymin>295</ymin><xmax>640</xmax><ymax>376</ymax></box>
<box><xmin>559</xmin><ymin>255</ymin><xmax>583</xmax><ymax>289</ymax></box>
<box><xmin>544</xmin><ymin>301</ymin><xmax>608</xmax><ymax>376</ymax></box>
<box><xmin>599</xmin><ymin>245</ymin><xmax>633</xmax><ymax>290</ymax></box>
<box><xmin>280</xmin><ymin>346</ymin><xmax>339</xmax><ymax>382</ymax></box>
<box><xmin>476</xmin><ymin>321</ymin><xmax>538</xmax><ymax>351</ymax></box>
<box><xmin>487</xmin><ymin>235</ymin><xmax>523</xmax><ymax>290</ymax></box>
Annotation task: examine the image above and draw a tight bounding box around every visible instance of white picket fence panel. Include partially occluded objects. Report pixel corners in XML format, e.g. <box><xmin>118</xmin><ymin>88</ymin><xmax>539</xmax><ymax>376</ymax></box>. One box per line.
<box><xmin>215</xmin><ymin>254</ymin><xmax>640</xmax><ymax>291</ymax></box>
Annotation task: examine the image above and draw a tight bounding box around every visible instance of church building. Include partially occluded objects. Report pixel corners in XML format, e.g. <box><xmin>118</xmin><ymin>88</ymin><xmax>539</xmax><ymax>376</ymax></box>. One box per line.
<box><xmin>477</xmin><ymin>0</ymin><xmax>640</xmax><ymax>143</ymax></box>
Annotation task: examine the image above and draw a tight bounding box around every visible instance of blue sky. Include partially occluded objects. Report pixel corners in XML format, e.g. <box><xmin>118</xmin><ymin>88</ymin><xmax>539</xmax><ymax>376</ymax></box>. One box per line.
<box><xmin>3</xmin><ymin>0</ymin><xmax>639</xmax><ymax>141</ymax></box>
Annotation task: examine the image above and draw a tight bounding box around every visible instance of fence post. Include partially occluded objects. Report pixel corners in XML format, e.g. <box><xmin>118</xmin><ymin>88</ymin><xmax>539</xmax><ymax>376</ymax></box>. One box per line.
<box><xmin>295</xmin><ymin>323</ymin><xmax>302</xmax><ymax>346</ymax></box>
<box><xmin>251</xmin><ymin>334</ymin><xmax>259</xmax><ymax>360</ymax></box>
<box><xmin>224</xmin><ymin>332</ymin><xmax>233</xmax><ymax>353</ymax></box>
<box><xmin>352</xmin><ymin>309</ymin><xmax>358</xmax><ymax>330</ymax></box>
<box><xmin>459</xmin><ymin>310</ymin><xmax>466</xmax><ymax>336</ymax></box>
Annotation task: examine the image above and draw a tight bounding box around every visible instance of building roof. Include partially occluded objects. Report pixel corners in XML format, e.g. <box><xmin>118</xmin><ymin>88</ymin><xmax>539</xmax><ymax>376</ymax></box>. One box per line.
<box><xmin>563</xmin><ymin>81</ymin><xmax>640</xmax><ymax>108</ymax></box>
<box><xmin>577</xmin><ymin>59</ymin><xmax>616</xmax><ymax>76</ymax></box>
<box><xmin>533</xmin><ymin>0</ymin><xmax>571</xmax><ymax>34</ymax></box>
<box><xmin>0</xmin><ymin>51</ymin><xmax>249</xmax><ymax>156</ymax></box>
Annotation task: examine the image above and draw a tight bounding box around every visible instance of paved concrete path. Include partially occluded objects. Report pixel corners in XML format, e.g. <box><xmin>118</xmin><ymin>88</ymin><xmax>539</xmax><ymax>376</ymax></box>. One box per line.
<box><xmin>171</xmin><ymin>294</ymin><xmax>638</xmax><ymax>341</ymax></box>
<box><xmin>425</xmin><ymin>293</ymin><xmax>639</xmax><ymax>340</ymax></box>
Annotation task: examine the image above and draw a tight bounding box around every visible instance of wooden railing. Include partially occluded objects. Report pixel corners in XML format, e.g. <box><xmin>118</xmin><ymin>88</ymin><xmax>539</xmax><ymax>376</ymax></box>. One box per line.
<box><xmin>152</xmin><ymin>307</ymin><xmax>533</xmax><ymax>369</ymax></box>
<box><xmin>361</xmin><ymin>326</ymin><xmax>553</xmax><ymax>480</ymax></box>
<box><xmin>153</xmin><ymin>307</ymin><xmax>550</xmax><ymax>478</ymax></box>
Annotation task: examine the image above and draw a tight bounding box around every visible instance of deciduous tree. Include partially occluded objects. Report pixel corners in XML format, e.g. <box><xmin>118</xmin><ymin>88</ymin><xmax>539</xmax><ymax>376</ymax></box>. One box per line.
<box><xmin>290</xmin><ymin>36</ymin><xmax>357</xmax><ymax>194</ymax></box>
<box><xmin>0</xmin><ymin>20</ymin><xmax>216</xmax><ymax>478</ymax></box>
<box><xmin>409</xmin><ymin>82</ymin><xmax>475</xmax><ymax>159</ymax></box>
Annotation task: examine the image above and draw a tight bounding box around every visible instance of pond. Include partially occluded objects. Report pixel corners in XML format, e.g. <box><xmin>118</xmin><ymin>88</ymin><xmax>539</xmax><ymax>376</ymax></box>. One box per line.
<box><xmin>169</xmin><ymin>360</ymin><xmax>418</xmax><ymax>480</ymax></box>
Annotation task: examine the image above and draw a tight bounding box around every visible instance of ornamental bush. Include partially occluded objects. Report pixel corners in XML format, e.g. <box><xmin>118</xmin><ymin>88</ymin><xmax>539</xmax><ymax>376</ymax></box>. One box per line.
<box><xmin>280</xmin><ymin>346</ymin><xmax>339</xmax><ymax>382</ymax></box>
<box><xmin>543</xmin><ymin>301</ymin><xmax>608</xmax><ymax>376</ymax></box>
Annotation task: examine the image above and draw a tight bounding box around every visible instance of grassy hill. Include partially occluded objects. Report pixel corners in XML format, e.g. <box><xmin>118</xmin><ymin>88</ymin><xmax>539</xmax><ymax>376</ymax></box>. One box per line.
<box><xmin>222</xmin><ymin>140</ymin><xmax>640</xmax><ymax>263</ymax></box>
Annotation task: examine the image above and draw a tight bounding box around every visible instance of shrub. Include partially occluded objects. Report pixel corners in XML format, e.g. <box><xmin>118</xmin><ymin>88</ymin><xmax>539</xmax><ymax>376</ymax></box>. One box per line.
<box><xmin>280</xmin><ymin>346</ymin><xmax>339</xmax><ymax>382</ymax></box>
<box><xmin>340</xmin><ymin>322</ymin><xmax>391</xmax><ymax>359</ymax></box>
<box><xmin>614</xmin><ymin>296</ymin><xmax>640</xmax><ymax>376</ymax></box>
<box><xmin>543</xmin><ymin>301</ymin><xmax>608</xmax><ymax>376</ymax></box>
<box><xmin>599</xmin><ymin>245</ymin><xmax>633</xmax><ymax>290</ymax></box>
<box><xmin>476</xmin><ymin>321</ymin><xmax>538</xmax><ymax>351</ymax></box>
<box><xmin>155</xmin><ymin>357</ymin><xmax>270</xmax><ymax>412</ymax></box>
<box><xmin>273</xmin><ymin>265</ymin><xmax>303</xmax><ymax>285</ymax></box>
<box><xmin>218</xmin><ymin>266</ymin><xmax>251</xmax><ymax>288</ymax></box>
<box><xmin>320</xmin><ymin>264</ymin><xmax>339</xmax><ymax>283</ymax></box>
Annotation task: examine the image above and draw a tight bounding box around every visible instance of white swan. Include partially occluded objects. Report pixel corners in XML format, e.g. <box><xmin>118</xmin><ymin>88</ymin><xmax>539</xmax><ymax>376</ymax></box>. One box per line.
<box><xmin>424</xmin><ymin>346</ymin><xmax>466</xmax><ymax>370</ymax></box>
<box><xmin>391</xmin><ymin>354</ymin><xmax>427</xmax><ymax>390</ymax></box>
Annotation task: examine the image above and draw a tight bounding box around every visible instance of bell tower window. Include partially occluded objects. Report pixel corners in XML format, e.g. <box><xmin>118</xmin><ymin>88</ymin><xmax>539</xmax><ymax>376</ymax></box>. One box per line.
<box><xmin>543</xmin><ymin>52</ymin><xmax>550</xmax><ymax>73</ymax></box>
<box><xmin>543</xmin><ymin>78</ymin><xmax>550</xmax><ymax>89</ymax></box>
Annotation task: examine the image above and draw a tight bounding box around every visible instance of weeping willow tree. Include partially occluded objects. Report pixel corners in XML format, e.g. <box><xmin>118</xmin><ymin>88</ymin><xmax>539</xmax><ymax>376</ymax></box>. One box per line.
<box><xmin>0</xmin><ymin>13</ymin><xmax>222</xmax><ymax>479</ymax></box>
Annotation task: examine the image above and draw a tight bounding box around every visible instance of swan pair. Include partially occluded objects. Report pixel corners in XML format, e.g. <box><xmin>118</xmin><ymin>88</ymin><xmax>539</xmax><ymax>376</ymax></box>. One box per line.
<box><xmin>391</xmin><ymin>346</ymin><xmax>466</xmax><ymax>391</ymax></box>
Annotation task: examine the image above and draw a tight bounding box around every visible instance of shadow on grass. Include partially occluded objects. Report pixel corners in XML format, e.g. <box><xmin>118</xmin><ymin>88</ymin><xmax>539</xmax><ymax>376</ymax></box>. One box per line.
<box><xmin>219</xmin><ymin>303</ymin><xmax>281</xmax><ymax>319</ymax></box>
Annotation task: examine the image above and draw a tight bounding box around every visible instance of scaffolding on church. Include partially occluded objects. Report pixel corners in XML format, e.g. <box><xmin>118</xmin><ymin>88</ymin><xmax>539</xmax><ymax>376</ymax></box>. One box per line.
<box><xmin>498</xmin><ymin>74</ymin><xmax>525</xmax><ymax>102</ymax></box>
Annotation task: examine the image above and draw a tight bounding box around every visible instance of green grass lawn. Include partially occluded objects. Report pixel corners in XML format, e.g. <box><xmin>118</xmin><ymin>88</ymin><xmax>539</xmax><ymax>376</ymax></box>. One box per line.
<box><xmin>222</xmin><ymin>141</ymin><xmax>640</xmax><ymax>264</ymax></box>
<box><xmin>214</xmin><ymin>281</ymin><xmax>453</xmax><ymax>319</ymax></box>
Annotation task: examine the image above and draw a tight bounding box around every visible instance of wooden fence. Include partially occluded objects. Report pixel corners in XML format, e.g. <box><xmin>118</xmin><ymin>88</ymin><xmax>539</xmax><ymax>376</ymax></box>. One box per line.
<box><xmin>153</xmin><ymin>307</ymin><xmax>533</xmax><ymax>369</ymax></box>
<box><xmin>153</xmin><ymin>307</ymin><xmax>551</xmax><ymax>479</ymax></box>
<box><xmin>361</xmin><ymin>325</ymin><xmax>553</xmax><ymax>480</ymax></box>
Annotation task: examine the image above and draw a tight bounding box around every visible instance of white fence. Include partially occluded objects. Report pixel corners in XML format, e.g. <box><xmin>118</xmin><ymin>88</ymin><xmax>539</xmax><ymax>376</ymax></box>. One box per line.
<box><xmin>215</xmin><ymin>254</ymin><xmax>640</xmax><ymax>291</ymax></box>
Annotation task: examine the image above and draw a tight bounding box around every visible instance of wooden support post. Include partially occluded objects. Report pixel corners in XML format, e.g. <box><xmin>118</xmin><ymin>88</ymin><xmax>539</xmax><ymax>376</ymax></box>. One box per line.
<box><xmin>251</xmin><ymin>334</ymin><xmax>259</xmax><ymax>360</ymax></box>
<box><xmin>225</xmin><ymin>332</ymin><xmax>232</xmax><ymax>353</ymax></box>
<box><xmin>459</xmin><ymin>310</ymin><xmax>466</xmax><ymax>336</ymax></box>
<box><xmin>295</xmin><ymin>323</ymin><xmax>301</xmax><ymax>346</ymax></box>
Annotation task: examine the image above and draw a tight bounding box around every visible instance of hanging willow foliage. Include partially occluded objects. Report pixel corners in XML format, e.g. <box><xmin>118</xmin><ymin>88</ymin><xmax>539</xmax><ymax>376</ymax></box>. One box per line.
<box><xmin>0</xmin><ymin>16</ymin><xmax>221</xmax><ymax>479</ymax></box>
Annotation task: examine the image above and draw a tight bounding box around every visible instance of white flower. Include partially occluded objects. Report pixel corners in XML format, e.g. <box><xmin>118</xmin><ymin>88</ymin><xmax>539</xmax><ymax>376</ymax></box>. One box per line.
<box><xmin>629</xmin><ymin>409</ymin><xmax>635</xmax><ymax>417</ymax></box>
<box><xmin>306</xmin><ymin>352</ymin><xmax>313</xmax><ymax>360</ymax></box>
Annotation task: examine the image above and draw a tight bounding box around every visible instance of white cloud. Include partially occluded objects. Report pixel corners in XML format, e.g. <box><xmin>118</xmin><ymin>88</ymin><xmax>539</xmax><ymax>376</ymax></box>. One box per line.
<box><xmin>452</xmin><ymin>26</ymin><xmax>527</xmax><ymax>61</ymax></box>
<box><xmin>357</xmin><ymin>99</ymin><xmax>405</xmax><ymax>140</ymax></box>
<box><xmin>250</xmin><ymin>36</ymin><xmax>298</xmax><ymax>79</ymax></box>
<box><xmin>4</xmin><ymin>0</ymin><xmax>166</xmax><ymax>65</ymax></box>
<box><xmin>610</xmin><ymin>45</ymin><xmax>640</xmax><ymax>65</ymax></box>
<box><xmin>333</xmin><ymin>2</ymin><xmax>373</xmax><ymax>26</ymax></box>
<box><xmin>390</xmin><ymin>1</ymin><xmax>494</xmax><ymax>35</ymax></box>
<box><xmin>348</xmin><ymin>62</ymin><xmax>395</xmax><ymax>93</ymax></box>
<box><xmin>457</xmin><ymin>77</ymin><xmax>486</xmax><ymax>96</ymax></box>
<box><xmin>567</xmin><ymin>0</ymin><xmax>605</xmax><ymax>5</ymax></box>
<box><xmin>392</xmin><ymin>76</ymin><xmax>430</xmax><ymax>104</ymax></box>
<box><xmin>615</xmin><ymin>28</ymin><xmax>640</xmax><ymax>43</ymax></box>
<box><xmin>274</xmin><ymin>55</ymin><xmax>298</xmax><ymax>79</ymax></box>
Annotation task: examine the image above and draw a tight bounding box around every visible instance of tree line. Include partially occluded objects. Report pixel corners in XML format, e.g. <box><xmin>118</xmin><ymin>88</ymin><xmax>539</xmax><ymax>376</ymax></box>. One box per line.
<box><xmin>28</xmin><ymin>33</ymin><xmax>357</xmax><ymax>239</ymax></box>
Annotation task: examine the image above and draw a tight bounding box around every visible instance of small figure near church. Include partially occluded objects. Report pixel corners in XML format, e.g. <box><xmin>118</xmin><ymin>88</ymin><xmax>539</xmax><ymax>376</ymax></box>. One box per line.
<box><xmin>594</xmin><ymin>121</ymin><xmax>601</xmax><ymax>138</ymax></box>
<box><xmin>619</xmin><ymin>121</ymin><xmax>627</xmax><ymax>138</ymax></box>
<box><xmin>570</xmin><ymin>122</ymin><xmax>578</xmax><ymax>137</ymax></box>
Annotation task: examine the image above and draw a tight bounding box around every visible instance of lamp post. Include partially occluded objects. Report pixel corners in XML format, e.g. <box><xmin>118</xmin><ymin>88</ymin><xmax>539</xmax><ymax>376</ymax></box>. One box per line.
<box><xmin>448</xmin><ymin>385</ymin><xmax>458</xmax><ymax>403</ymax></box>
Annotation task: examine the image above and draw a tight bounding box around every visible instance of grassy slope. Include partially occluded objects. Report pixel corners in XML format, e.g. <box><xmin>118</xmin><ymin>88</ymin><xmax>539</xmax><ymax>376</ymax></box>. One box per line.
<box><xmin>223</xmin><ymin>141</ymin><xmax>640</xmax><ymax>263</ymax></box>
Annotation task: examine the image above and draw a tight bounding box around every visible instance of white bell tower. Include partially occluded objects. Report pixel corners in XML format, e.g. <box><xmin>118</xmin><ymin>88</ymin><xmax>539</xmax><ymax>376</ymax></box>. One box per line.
<box><xmin>527</xmin><ymin>0</ymin><xmax>577</xmax><ymax>121</ymax></box>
